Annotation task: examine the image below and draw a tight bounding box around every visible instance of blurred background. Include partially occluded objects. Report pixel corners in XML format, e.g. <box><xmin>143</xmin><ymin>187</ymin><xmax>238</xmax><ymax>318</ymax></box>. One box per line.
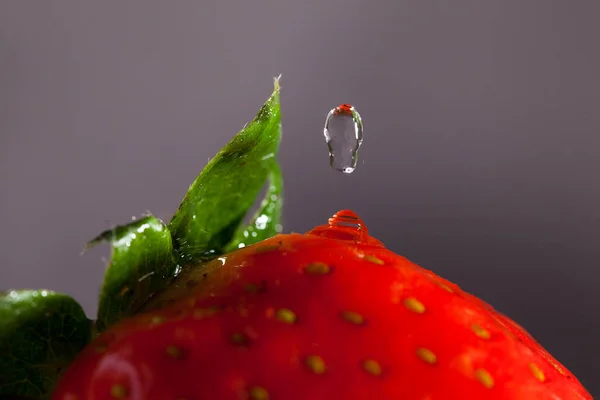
<box><xmin>1</xmin><ymin>0</ymin><xmax>598</xmax><ymax>395</ymax></box>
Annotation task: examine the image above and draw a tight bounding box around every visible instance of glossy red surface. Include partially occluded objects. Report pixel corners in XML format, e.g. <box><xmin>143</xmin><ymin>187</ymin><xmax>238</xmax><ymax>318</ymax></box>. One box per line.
<box><xmin>53</xmin><ymin>211</ymin><xmax>592</xmax><ymax>399</ymax></box>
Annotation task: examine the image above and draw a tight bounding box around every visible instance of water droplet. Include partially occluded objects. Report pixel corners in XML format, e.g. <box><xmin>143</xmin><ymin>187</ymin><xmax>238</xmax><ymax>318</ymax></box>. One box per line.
<box><xmin>328</xmin><ymin>210</ymin><xmax>364</xmax><ymax>230</ymax></box>
<box><xmin>138</xmin><ymin>271</ymin><xmax>155</xmax><ymax>282</ymax></box>
<box><xmin>324</xmin><ymin>104</ymin><xmax>363</xmax><ymax>174</ymax></box>
<box><xmin>173</xmin><ymin>264</ymin><xmax>183</xmax><ymax>277</ymax></box>
<box><xmin>306</xmin><ymin>210</ymin><xmax>384</xmax><ymax>248</ymax></box>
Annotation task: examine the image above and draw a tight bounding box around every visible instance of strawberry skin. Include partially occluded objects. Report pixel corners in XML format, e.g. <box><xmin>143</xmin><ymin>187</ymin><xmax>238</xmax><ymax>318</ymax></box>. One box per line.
<box><xmin>53</xmin><ymin>211</ymin><xmax>592</xmax><ymax>400</ymax></box>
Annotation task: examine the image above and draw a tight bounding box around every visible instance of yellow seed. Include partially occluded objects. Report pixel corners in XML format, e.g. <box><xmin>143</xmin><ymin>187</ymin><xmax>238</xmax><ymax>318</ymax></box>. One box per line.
<box><xmin>231</xmin><ymin>332</ymin><xmax>248</xmax><ymax>346</ymax></box>
<box><xmin>249</xmin><ymin>386</ymin><xmax>270</xmax><ymax>400</ymax></box>
<box><xmin>548</xmin><ymin>359</ymin><xmax>568</xmax><ymax>376</ymax></box>
<box><xmin>404</xmin><ymin>297</ymin><xmax>426</xmax><ymax>314</ymax></box>
<box><xmin>256</xmin><ymin>245</ymin><xmax>279</xmax><ymax>253</ymax></box>
<box><xmin>362</xmin><ymin>359</ymin><xmax>382</xmax><ymax>376</ymax></box>
<box><xmin>151</xmin><ymin>316</ymin><xmax>165</xmax><ymax>325</ymax></box>
<box><xmin>306</xmin><ymin>355</ymin><xmax>326</xmax><ymax>374</ymax></box>
<box><xmin>434</xmin><ymin>280</ymin><xmax>454</xmax><ymax>293</ymax></box>
<box><xmin>95</xmin><ymin>344</ymin><xmax>107</xmax><ymax>353</ymax></box>
<box><xmin>110</xmin><ymin>384</ymin><xmax>128</xmax><ymax>399</ymax></box>
<box><xmin>166</xmin><ymin>345</ymin><xmax>183</xmax><ymax>359</ymax></box>
<box><xmin>193</xmin><ymin>307</ymin><xmax>219</xmax><ymax>319</ymax></box>
<box><xmin>275</xmin><ymin>308</ymin><xmax>297</xmax><ymax>324</ymax></box>
<box><xmin>363</xmin><ymin>255</ymin><xmax>384</xmax><ymax>265</ymax></box>
<box><xmin>341</xmin><ymin>311</ymin><xmax>365</xmax><ymax>325</ymax></box>
<box><xmin>474</xmin><ymin>368</ymin><xmax>494</xmax><ymax>388</ymax></box>
<box><xmin>305</xmin><ymin>262</ymin><xmax>331</xmax><ymax>275</ymax></box>
<box><xmin>529</xmin><ymin>363</ymin><xmax>545</xmax><ymax>382</ymax></box>
<box><xmin>471</xmin><ymin>324</ymin><xmax>491</xmax><ymax>340</ymax></box>
<box><xmin>245</xmin><ymin>283</ymin><xmax>259</xmax><ymax>293</ymax></box>
<box><xmin>416</xmin><ymin>348</ymin><xmax>437</xmax><ymax>364</ymax></box>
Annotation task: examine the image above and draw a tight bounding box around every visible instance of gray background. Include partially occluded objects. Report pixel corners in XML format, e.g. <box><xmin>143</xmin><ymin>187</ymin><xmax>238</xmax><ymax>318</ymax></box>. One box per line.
<box><xmin>1</xmin><ymin>0</ymin><xmax>598</xmax><ymax>395</ymax></box>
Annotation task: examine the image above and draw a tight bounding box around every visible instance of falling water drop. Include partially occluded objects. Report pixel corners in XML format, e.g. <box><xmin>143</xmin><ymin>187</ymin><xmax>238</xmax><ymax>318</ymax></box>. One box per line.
<box><xmin>324</xmin><ymin>104</ymin><xmax>364</xmax><ymax>174</ymax></box>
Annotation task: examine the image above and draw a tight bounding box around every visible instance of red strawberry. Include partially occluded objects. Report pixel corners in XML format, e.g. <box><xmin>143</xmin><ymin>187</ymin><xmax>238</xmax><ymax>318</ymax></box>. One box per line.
<box><xmin>52</xmin><ymin>210</ymin><xmax>592</xmax><ymax>399</ymax></box>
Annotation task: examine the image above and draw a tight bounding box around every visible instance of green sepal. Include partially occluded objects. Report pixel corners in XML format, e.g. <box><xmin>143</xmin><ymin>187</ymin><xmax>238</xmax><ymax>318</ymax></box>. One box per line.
<box><xmin>88</xmin><ymin>215</ymin><xmax>177</xmax><ymax>332</ymax></box>
<box><xmin>224</xmin><ymin>160</ymin><xmax>283</xmax><ymax>252</ymax></box>
<box><xmin>0</xmin><ymin>290</ymin><xmax>91</xmax><ymax>399</ymax></box>
<box><xmin>169</xmin><ymin>78</ymin><xmax>283</xmax><ymax>264</ymax></box>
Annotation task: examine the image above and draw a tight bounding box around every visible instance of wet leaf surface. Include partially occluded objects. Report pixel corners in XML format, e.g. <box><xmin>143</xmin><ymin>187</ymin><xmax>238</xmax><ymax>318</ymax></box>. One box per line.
<box><xmin>88</xmin><ymin>216</ymin><xmax>176</xmax><ymax>332</ymax></box>
<box><xmin>0</xmin><ymin>290</ymin><xmax>91</xmax><ymax>399</ymax></box>
<box><xmin>169</xmin><ymin>79</ymin><xmax>283</xmax><ymax>263</ymax></box>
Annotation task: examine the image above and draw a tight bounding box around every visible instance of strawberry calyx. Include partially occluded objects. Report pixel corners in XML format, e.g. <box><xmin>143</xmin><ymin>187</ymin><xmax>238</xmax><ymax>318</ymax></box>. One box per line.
<box><xmin>0</xmin><ymin>78</ymin><xmax>284</xmax><ymax>399</ymax></box>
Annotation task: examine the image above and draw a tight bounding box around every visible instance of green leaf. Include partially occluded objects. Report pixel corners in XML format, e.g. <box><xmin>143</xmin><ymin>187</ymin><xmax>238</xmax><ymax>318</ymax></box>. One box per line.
<box><xmin>88</xmin><ymin>216</ymin><xmax>177</xmax><ymax>332</ymax></box>
<box><xmin>0</xmin><ymin>290</ymin><xmax>91</xmax><ymax>399</ymax></box>
<box><xmin>224</xmin><ymin>160</ymin><xmax>283</xmax><ymax>252</ymax></box>
<box><xmin>169</xmin><ymin>77</ymin><xmax>283</xmax><ymax>264</ymax></box>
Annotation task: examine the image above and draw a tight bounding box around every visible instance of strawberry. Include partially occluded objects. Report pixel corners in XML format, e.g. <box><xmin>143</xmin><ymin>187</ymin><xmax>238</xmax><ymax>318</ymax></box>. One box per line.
<box><xmin>52</xmin><ymin>210</ymin><xmax>592</xmax><ymax>400</ymax></box>
<box><xmin>1</xmin><ymin>79</ymin><xmax>591</xmax><ymax>399</ymax></box>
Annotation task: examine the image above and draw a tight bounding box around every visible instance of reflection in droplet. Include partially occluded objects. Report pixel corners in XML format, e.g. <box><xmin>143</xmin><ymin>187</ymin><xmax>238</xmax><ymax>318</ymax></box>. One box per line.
<box><xmin>324</xmin><ymin>104</ymin><xmax>363</xmax><ymax>174</ymax></box>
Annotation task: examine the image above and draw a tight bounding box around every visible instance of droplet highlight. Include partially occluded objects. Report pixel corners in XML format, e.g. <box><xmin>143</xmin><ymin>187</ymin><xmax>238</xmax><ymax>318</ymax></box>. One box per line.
<box><xmin>324</xmin><ymin>104</ymin><xmax>363</xmax><ymax>174</ymax></box>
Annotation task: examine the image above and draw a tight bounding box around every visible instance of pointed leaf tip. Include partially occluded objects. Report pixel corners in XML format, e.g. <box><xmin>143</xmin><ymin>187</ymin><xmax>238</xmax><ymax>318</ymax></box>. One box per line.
<box><xmin>168</xmin><ymin>81</ymin><xmax>284</xmax><ymax>264</ymax></box>
<box><xmin>274</xmin><ymin>74</ymin><xmax>282</xmax><ymax>90</ymax></box>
